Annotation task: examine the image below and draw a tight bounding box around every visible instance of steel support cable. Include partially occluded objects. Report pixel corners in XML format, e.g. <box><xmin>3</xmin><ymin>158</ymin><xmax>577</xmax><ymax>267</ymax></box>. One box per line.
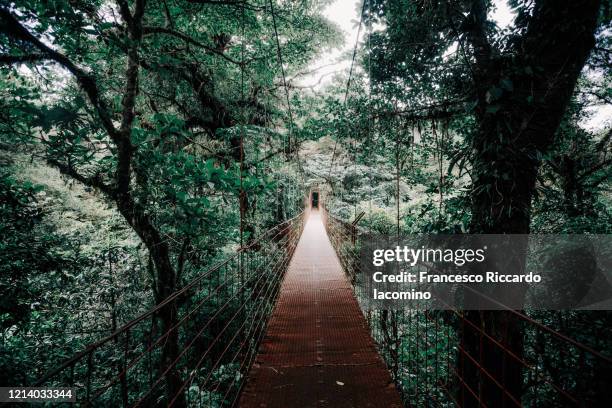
<box><xmin>239</xmin><ymin>0</ymin><xmax>246</xmax><ymax>293</ymax></box>
<box><xmin>33</xmin><ymin>213</ymin><xmax>303</xmax><ymax>392</ymax></box>
<box><xmin>167</xmin><ymin>230</ymin><xmax>301</xmax><ymax>407</ymax></box>
<box><xmin>33</xmin><ymin>259</ymin><xmax>230</xmax><ymax>387</ymax></box>
<box><xmin>167</xmin><ymin>288</ymin><xmax>256</xmax><ymax>406</ymax></box>
<box><xmin>366</xmin><ymin>0</ymin><xmax>373</xmax><ymax>226</ymax></box>
<box><xmin>419</xmin><ymin>310</ymin><xmax>523</xmax><ymax>407</ymax></box>
<box><xmin>326</xmin><ymin>212</ymin><xmax>611</xmax><ymax>407</ymax></box>
<box><xmin>216</xmin><ymin>261</ymin><xmax>290</xmax><ymax>406</ymax></box>
<box><xmin>327</xmin><ymin>0</ymin><xmax>367</xmax><ymax>182</ymax></box>
<box><xmin>196</xmin><ymin>242</ymin><xmax>291</xmax><ymax>373</ymax></box>
<box><xmin>447</xmin><ymin>360</ymin><xmax>490</xmax><ymax>408</ymax></box>
<box><xmin>405</xmin><ymin>283</ymin><xmax>584</xmax><ymax>406</ymax></box>
<box><xmin>90</xmin><ymin>225</ymin><xmax>296</xmax><ymax>403</ymax></box>
<box><xmin>265</xmin><ymin>0</ymin><xmax>308</xmax><ymax>193</ymax></box>
<box><xmin>414</xmin><ymin>339</ymin><xmax>461</xmax><ymax>408</ymax></box>
<box><xmin>408</xmin><ymin>328</ymin><xmax>446</xmax><ymax>408</ymax></box>
<box><xmin>116</xmin><ymin>226</ymin><xmax>293</xmax><ymax>384</ymax></box>
<box><xmin>325</xmin><ymin>208</ymin><xmax>612</xmax><ymax>366</ymax></box>
<box><xmin>231</xmin><ymin>220</ymin><xmax>303</xmax><ymax>357</ymax></box>
<box><xmin>90</xmin><ymin>268</ymin><xmax>238</xmax><ymax>401</ymax></box>
<box><xmin>217</xmin><ymin>224</ymin><xmax>304</xmax><ymax>405</ymax></box>
<box><xmin>191</xmin><ymin>244</ymin><xmax>295</xmax><ymax>405</ymax></box>
<box><xmin>370</xmin><ymin>310</ymin><xmax>462</xmax><ymax>406</ymax></box>
<box><xmin>177</xmin><ymin>218</ymin><xmax>304</xmax><ymax>396</ymax></box>
<box><xmin>136</xmin><ymin>259</ymin><xmax>280</xmax><ymax>406</ymax></box>
<box><xmin>196</xmin><ymin>311</ymin><xmax>261</xmax><ymax>404</ymax></box>
<box><xmin>218</xmin><ymin>250</ymin><xmax>294</xmax><ymax>406</ymax></box>
<box><xmin>417</xmin><ymin>261</ymin><xmax>612</xmax><ymax>365</ymax></box>
<box><xmin>102</xmin><ymin>260</ymin><xmax>235</xmax><ymax>400</ymax></box>
<box><xmin>134</xmin><ymin>230</ymin><xmax>296</xmax><ymax>406</ymax></box>
<box><xmin>442</xmin><ymin>307</ymin><xmax>579</xmax><ymax>404</ymax></box>
<box><xmin>190</xmin><ymin>274</ymin><xmax>284</xmax><ymax>406</ymax></box>
<box><xmin>94</xmin><ymin>238</ymin><xmax>289</xmax><ymax>400</ymax></box>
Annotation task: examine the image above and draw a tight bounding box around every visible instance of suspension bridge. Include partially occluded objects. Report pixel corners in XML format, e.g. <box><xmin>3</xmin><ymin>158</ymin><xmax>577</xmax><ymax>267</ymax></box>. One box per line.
<box><xmin>239</xmin><ymin>209</ymin><xmax>401</xmax><ymax>407</ymax></box>
<box><xmin>29</xmin><ymin>192</ymin><xmax>612</xmax><ymax>407</ymax></box>
<box><xmin>2</xmin><ymin>0</ymin><xmax>609</xmax><ymax>404</ymax></box>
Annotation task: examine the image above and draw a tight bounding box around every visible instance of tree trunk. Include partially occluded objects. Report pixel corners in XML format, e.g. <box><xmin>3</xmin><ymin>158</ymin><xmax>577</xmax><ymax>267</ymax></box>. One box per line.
<box><xmin>115</xmin><ymin>194</ymin><xmax>185</xmax><ymax>407</ymax></box>
<box><xmin>462</xmin><ymin>1</ymin><xmax>601</xmax><ymax>406</ymax></box>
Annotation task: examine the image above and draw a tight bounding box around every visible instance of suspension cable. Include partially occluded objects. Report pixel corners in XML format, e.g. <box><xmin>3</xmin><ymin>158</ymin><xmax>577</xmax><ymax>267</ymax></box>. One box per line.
<box><xmin>239</xmin><ymin>0</ymin><xmax>246</xmax><ymax>294</ymax></box>
<box><xmin>323</xmin><ymin>209</ymin><xmax>612</xmax><ymax>407</ymax></box>
<box><xmin>267</xmin><ymin>0</ymin><xmax>306</xmax><ymax>189</ymax></box>
<box><xmin>327</xmin><ymin>0</ymin><xmax>367</xmax><ymax>182</ymax></box>
<box><xmin>268</xmin><ymin>0</ymin><xmax>295</xmax><ymax>154</ymax></box>
<box><xmin>32</xmin><ymin>212</ymin><xmax>303</xmax><ymax>387</ymax></box>
<box><xmin>367</xmin><ymin>0</ymin><xmax>373</xmax><ymax>224</ymax></box>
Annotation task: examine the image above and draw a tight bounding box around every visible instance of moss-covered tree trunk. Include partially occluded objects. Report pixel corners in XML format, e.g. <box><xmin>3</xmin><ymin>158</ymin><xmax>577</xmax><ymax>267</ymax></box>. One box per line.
<box><xmin>461</xmin><ymin>1</ymin><xmax>600</xmax><ymax>406</ymax></box>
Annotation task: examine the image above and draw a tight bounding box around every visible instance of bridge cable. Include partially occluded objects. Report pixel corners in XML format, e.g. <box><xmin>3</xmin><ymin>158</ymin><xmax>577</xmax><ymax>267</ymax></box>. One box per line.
<box><xmin>367</xmin><ymin>0</ymin><xmax>373</xmax><ymax>225</ymax></box>
<box><xmin>239</xmin><ymin>0</ymin><xmax>246</xmax><ymax>291</ymax></box>
<box><xmin>326</xmin><ymin>0</ymin><xmax>367</xmax><ymax>185</ymax></box>
<box><xmin>267</xmin><ymin>0</ymin><xmax>306</xmax><ymax>189</ymax></box>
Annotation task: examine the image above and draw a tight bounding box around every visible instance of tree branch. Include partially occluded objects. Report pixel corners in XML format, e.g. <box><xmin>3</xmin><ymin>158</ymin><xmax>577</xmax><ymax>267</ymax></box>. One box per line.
<box><xmin>114</xmin><ymin>0</ymin><xmax>147</xmax><ymax>196</ymax></box>
<box><xmin>47</xmin><ymin>159</ymin><xmax>115</xmax><ymax>197</ymax></box>
<box><xmin>0</xmin><ymin>53</ymin><xmax>47</xmax><ymax>64</ymax></box>
<box><xmin>185</xmin><ymin>0</ymin><xmax>263</xmax><ymax>11</ymax></box>
<box><xmin>578</xmin><ymin>158</ymin><xmax>612</xmax><ymax>182</ymax></box>
<box><xmin>372</xmin><ymin>99</ymin><xmax>466</xmax><ymax>120</ymax></box>
<box><xmin>142</xmin><ymin>26</ymin><xmax>242</xmax><ymax>65</ymax></box>
<box><xmin>0</xmin><ymin>7</ymin><xmax>118</xmax><ymax>140</ymax></box>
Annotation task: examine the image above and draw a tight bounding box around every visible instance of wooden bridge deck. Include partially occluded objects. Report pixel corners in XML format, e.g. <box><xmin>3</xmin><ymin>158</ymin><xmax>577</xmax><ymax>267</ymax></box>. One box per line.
<box><xmin>239</xmin><ymin>210</ymin><xmax>402</xmax><ymax>407</ymax></box>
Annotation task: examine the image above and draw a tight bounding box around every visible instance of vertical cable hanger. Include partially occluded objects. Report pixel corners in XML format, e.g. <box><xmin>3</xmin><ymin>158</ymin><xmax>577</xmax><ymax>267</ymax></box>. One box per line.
<box><xmin>268</xmin><ymin>0</ymin><xmax>294</xmax><ymax>154</ymax></box>
<box><xmin>327</xmin><ymin>0</ymin><xmax>367</xmax><ymax>217</ymax></box>
<box><xmin>396</xmin><ymin>113</ymin><xmax>401</xmax><ymax>239</ymax></box>
<box><xmin>327</xmin><ymin>0</ymin><xmax>367</xmax><ymax>183</ymax></box>
<box><xmin>352</xmin><ymin>114</ymin><xmax>357</xmax><ymax>219</ymax></box>
<box><xmin>239</xmin><ymin>0</ymin><xmax>246</xmax><ymax>290</ymax></box>
<box><xmin>268</xmin><ymin>0</ymin><xmax>305</xmax><ymax>194</ymax></box>
<box><xmin>367</xmin><ymin>0</ymin><xmax>373</xmax><ymax>225</ymax></box>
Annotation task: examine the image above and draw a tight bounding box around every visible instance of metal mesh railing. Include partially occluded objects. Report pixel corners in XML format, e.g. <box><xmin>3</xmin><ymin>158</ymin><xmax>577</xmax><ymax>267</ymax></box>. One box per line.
<box><xmin>33</xmin><ymin>212</ymin><xmax>306</xmax><ymax>407</ymax></box>
<box><xmin>323</xmin><ymin>209</ymin><xmax>612</xmax><ymax>407</ymax></box>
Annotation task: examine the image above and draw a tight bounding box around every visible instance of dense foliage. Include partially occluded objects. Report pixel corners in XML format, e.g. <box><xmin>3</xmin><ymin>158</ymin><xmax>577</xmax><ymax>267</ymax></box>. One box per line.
<box><xmin>0</xmin><ymin>0</ymin><xmax>610</xmax><ymax>406</ymax></box>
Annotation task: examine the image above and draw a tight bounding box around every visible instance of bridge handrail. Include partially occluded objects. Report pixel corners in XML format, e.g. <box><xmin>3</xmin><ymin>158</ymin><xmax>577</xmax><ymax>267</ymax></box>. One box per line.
<box><xmin>324</xmin><ymin>209</ymin><xmax>612</xmax><ymax>363</ymax></box>
<box><xmin>33</xmin><ymin>211</ymin><xmax>305</xmax><ymax>387</ymax></box>
<box><xmin>322</xmin><ymin>205</ymin><xmax>611</xmax><ymax>407</ymax></box>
